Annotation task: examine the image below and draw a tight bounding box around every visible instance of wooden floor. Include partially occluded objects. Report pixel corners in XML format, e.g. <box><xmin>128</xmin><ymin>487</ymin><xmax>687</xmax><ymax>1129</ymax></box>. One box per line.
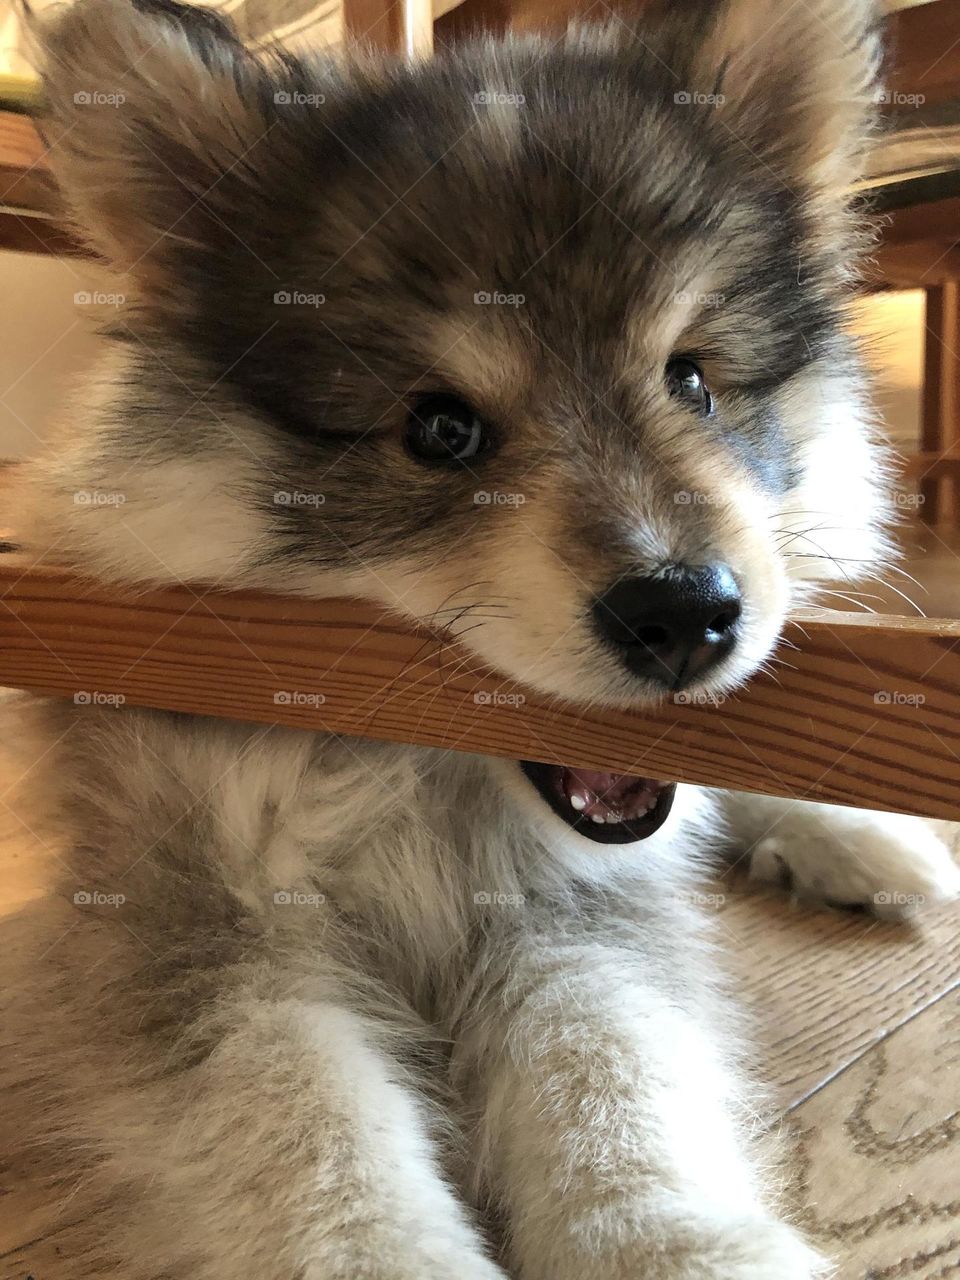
<box><xmin>1</xmin><ymin>520</ymin><xmax>959</xmax><ymax>1277</ymax></box>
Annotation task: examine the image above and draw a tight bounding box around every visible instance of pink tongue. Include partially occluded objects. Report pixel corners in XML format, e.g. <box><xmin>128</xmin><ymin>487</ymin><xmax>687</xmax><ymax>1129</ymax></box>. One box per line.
<box><xmin>563</xmin><ymin>768</ymin><xmax>662</xmax><ymax>824</ymax></box>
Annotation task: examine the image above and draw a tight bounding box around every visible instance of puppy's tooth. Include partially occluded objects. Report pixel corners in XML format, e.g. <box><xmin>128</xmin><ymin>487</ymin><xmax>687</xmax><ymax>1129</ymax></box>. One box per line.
<box><xmin>591</xmin><ymin>813</ymin><xmax>605</xmax><ymax>824</ymax></box>
<box><xmin>570</xmin><ymin>794</ymin><xmax>587</xmax><ymax>811</ymax></box>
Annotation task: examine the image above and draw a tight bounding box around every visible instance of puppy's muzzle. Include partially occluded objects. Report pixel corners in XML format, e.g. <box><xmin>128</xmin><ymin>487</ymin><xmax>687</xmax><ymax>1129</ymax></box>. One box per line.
<box><xmin>592</xmin><ymin>563</ymin><xmax>742</xmax><ymax>690</ymax></box>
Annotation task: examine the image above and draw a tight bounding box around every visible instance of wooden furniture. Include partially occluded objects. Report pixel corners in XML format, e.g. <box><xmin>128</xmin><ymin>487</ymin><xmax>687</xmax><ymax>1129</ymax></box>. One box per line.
<box><xmin>1</xmin><ymin>555</ymin><xmax>960</xmax><ymax>820</ymax></box>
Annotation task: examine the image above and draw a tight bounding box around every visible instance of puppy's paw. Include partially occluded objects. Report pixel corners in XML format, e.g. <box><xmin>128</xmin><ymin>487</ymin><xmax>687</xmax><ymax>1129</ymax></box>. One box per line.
<box><xmin>316</xmin><ymin>1226</ymin><xmax>509</xmax><ymax>1279</ymax></box>
<box><xmin>519</xmin><ymin>1209</ymin><xmax>828</xmax><ymax>1280</ymax></box>
<box><xmin>676</xmin><ymin>1216</ymin><xmax>830</xmax><ymax>1279</ymax></box>
<box><xmin>747</xmin><ymin>807</ymin><xmax>960</xmax><ymax>917</ymax></box>
<box><xmin>625</xmin><ymin>1214</ymin><xmax>828</xmax><ymax>1280</ymax></box>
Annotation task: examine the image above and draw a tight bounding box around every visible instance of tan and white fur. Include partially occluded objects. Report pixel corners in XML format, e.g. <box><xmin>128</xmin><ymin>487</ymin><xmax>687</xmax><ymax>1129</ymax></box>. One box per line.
<box><xmin>1</xmin><ymin>1</ymin><xmax>958</xmax><ymax>1277</ymax></box>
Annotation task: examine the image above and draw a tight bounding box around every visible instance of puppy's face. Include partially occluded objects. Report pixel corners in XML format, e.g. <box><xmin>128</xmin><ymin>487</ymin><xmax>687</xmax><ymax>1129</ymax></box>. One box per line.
<box><xmin>32</xmin><ymin>0</ymin><xmax>888</xmax><ymax>839</ymax></box>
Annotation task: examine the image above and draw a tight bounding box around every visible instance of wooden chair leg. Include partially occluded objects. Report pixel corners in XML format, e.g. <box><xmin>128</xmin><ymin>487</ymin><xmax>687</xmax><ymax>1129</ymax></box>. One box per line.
<box><xmin>921</xmin><ymin>282</ymin><xmax>960</xmax><ymax>524</ymax></box>
<box><xmin>343</xmin><ymin>0</ymin><xmax>433</xmax><ymax>54</ymax></box>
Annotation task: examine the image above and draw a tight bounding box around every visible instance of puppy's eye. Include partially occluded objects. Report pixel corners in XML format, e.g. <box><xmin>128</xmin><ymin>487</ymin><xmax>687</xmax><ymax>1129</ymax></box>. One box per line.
<box><xmin>665</xmin><ymin>357</ymin><xmax>714</xmax><ymax>417</ymax></box>
<box><xmin>405</xmin><ymin>394</ymin><xmax>489</xmax><ymax>465</ymax></box>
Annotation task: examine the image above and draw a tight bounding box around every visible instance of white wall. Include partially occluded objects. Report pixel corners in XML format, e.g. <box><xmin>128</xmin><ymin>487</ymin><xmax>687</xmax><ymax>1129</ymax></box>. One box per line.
<box><xmin>0</xmin><ymin>251</ymin><xmax>105</xmax><ymax>459</ymax></box>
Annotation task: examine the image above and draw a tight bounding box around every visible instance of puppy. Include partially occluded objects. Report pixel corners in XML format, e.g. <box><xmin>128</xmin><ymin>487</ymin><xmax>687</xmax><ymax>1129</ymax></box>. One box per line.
<box><xmin>2</xmin><ymin>0</ymin><xmax>958</xmax><ymax>1276</ymax></box>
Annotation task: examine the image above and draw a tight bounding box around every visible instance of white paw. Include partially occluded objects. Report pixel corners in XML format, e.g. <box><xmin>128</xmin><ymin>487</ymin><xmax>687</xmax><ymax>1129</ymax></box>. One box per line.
<box><xmin>748</xmin><ymin>806</ymin><xmax>960</xmax><ymax>918</ymax></box>
<box><xmin>697</xmin><ymin>1217</ymin><xmax>830</xmax><ymax>1280</ymax></box>
<box><xmin>518</xmin><ymin>1211</ymin><xmax>828</xmax><ymax>1280</ymax></box>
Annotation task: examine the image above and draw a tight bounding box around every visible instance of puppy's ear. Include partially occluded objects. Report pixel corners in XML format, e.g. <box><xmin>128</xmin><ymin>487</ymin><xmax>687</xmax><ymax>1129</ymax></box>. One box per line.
<box><xmin>671</xmin><ymin>0</ymin><xmax>882</xmax><ymax>191</ymax></box>
<box><xmin>32</xmin><ymin>0</ymin><xmax>283</xmax><ymax>273</ymax></box>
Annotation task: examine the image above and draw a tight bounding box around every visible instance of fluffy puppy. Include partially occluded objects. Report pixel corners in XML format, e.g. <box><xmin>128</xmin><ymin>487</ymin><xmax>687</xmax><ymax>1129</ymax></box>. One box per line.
<box><xmin>2</xmin><ymin>1</ymin><xmax>957</xmax><ymax>1277</ymax></box>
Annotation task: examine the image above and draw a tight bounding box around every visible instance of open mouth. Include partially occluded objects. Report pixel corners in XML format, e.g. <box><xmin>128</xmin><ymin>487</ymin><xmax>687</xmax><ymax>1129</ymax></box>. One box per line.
<box><xmin>519</xmin><ymin>762</ymin><xmax>677</xmax><ymax>845</ymax></box>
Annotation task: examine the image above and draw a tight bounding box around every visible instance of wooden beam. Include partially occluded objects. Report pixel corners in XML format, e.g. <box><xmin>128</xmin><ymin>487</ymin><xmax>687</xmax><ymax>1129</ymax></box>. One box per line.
<box><xmin>0</xmin><ymin>111</ymin><xmax>57</xmax><ymax>216</ymax></box>
<box><xmin>887</xmin><ymin>0</ymin><xmax>960</xmax><ymax>108</ymax></box>
<box><xmin>921</xmin><ymin>283</ymin><xmax>960</xmax><ymax>521</ymax></box>
<box><xmin>0</xmin><ymin>562</ymin><xmax>959</xmax><ymax>819</ymax></box>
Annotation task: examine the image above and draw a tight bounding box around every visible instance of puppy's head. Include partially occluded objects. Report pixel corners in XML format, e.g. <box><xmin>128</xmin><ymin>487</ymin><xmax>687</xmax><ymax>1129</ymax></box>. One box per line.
<box><xmin>24</xmin><ymin>0</ymin><xmax>889</xmax><ymax>842</ymax></box>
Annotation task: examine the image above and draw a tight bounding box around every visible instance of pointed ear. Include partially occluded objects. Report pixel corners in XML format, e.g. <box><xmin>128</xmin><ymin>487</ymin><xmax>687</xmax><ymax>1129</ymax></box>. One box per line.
<box><xmin>31</xmin><ymin>0</ymin><xmax>282</xmax><ymax>274</ymax></box>
<box><xmin>675</xmin><ymin>0</ymin><xmax>882</xmax><ymax>191</ymax></box>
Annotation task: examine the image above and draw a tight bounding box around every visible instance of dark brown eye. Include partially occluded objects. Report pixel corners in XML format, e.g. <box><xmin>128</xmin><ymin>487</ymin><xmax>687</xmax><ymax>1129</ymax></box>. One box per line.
<box><xmin>666</xmin><ymin>357</ymin><xmax>714</xmax><ymax>417</ymax></box>
<box><xmin>405</xmin><ymin>394</ymin><xmax>489</xmax><ymax>465</ymax></box>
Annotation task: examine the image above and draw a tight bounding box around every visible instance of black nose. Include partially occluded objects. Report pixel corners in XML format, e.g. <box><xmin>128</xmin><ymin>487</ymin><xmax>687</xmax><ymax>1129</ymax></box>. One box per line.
<box><xmin>592</xmin><ymin>564</ymin><xmax>742</xmax><ymax>689</ymax></box>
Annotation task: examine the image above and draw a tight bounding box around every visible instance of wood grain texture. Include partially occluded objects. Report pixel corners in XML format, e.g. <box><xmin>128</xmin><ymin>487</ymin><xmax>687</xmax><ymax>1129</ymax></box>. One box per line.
<box><xmin>0</xmin><ymin>111</ymin><xmax>57</xmax><ymax>215</ymax></box>
<box><xmin>1</xmin><ymin>563</ymin><xmax>960</xmax><ymax>817</ymax></box>
<box><xmin>888</xmin><ymin>0</ymin><xmax>960</xmax><ymax>108</ymax></box>
<box><xmin>922</xmin><ymin>284</ymin><xmax>960</xmax><ymax>522</ymax></box>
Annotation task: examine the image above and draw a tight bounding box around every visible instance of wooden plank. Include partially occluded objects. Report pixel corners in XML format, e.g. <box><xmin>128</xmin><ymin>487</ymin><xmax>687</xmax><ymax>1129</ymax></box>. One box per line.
<box><xmin>343</xmin><ymin>0</ymin><xmax>404</xmax><ymax>49</ymax></box>
<box><xmin>1</xmin><ymin>563</ymin><xmax>960</xmax><ymax>818</ymax></box>
<box><xmin>0</xmin><ymin>110</ymin><xmax>57</xmax><ymax>215</ymax></box>
<box><xmin>887</xmin><ymin>0</ymin><xmax>960</xmax><ymax>109</ymax></box>
<box><xmin>921</xmin><ymin>283</ymin><xmax>960</xmax><ymax>521</ymax></box>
